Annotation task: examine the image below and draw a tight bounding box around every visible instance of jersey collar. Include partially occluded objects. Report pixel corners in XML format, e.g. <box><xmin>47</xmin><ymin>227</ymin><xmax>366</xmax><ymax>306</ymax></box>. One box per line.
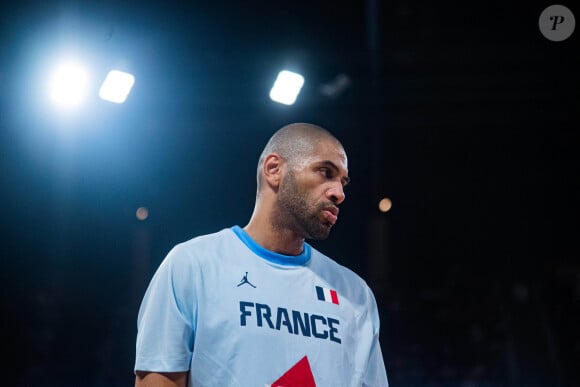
<box><xmin>231</xmin><ymin>226</ymin><xmax>311</xmax><ymax>266</ymax></box>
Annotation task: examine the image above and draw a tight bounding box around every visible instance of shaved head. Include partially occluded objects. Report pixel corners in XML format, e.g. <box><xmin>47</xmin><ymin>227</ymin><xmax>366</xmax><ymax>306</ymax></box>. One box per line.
<box><xmin>256</xmin><ymin>123</ymin><xmax>343</xmax><ymax>191</ymax></box>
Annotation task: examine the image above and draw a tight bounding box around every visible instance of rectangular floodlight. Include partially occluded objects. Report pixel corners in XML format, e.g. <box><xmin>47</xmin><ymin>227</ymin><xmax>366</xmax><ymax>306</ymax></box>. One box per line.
<box><xmin>99</xmin><ymin>70</ymin><xmax>135</xmax><ymax>104</ymax></box>
<box><xmin>269</xmin><ymin>70</ymin><xmax>304</xmax><ymax>105</ymax></box>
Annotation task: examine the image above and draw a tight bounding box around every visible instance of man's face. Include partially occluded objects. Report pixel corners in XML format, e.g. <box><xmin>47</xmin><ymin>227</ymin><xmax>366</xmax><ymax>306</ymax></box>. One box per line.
<box><xmin>275</xmin><ymin>140</ymin><xmax>349</xmax><ymax>240</ymax></box>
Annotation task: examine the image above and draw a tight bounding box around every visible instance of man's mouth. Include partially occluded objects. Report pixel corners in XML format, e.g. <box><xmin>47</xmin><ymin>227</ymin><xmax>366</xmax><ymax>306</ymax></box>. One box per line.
<box><xmin>322</xmin><ymin>207</ymin><xmax>339</xmax><ymax>225</ymax></box>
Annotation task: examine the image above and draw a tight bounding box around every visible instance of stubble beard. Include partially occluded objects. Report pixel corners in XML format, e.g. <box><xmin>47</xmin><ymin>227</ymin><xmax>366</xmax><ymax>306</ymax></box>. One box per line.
<box><xmin>274</xmin><ymin>170</ymin><xmax>332</xmax><ymax>241</ymax></box>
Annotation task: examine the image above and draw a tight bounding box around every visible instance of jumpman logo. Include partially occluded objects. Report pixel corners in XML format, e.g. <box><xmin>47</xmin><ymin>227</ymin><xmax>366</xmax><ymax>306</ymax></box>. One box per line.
<box><xmin>237</xmin><ymin>272</ymin><xmax>256</xmax><ymax>288</ymax></box>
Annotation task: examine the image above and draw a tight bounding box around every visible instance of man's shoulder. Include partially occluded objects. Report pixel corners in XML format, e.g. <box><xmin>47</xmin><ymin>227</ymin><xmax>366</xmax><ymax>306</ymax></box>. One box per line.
<box><xmin>309</xmin><ymin>246</ymin><xmax>371</xmax><ymax>294</ymax></box>
<box><xmin>178</xmin><ymin>226</ymin><xmax>234</xmax><ymax>248</ymax></box>
<box><xmin>310</xmin><ymin>246</ymin><xmax>357</xmax><ymax>273</ymax></box>
<box><xmin>164</xmin><ymin>226</ymin><xmax>238</xmax><ymax>264</ymax></box>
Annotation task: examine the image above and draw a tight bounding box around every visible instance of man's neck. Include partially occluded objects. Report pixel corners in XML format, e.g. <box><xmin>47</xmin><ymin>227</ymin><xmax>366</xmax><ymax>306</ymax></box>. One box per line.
<box><xmin>243</xmin><ymin>221</ymin><xmax>305</xmax><ymax>256</ymax></box>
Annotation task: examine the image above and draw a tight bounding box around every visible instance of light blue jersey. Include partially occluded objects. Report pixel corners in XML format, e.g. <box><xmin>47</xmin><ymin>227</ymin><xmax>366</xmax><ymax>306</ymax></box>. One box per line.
<box><xmin>135</xmin><ymin>226</ymin><xmax>388</xmax><ymax>386</ymax></box>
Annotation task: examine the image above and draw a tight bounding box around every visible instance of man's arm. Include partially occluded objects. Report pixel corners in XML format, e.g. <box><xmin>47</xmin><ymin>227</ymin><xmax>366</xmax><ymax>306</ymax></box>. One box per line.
<box><xmin>135</xmin><ymin>371</ymin><xmax>189</xmax><ymax>387</ymax></box>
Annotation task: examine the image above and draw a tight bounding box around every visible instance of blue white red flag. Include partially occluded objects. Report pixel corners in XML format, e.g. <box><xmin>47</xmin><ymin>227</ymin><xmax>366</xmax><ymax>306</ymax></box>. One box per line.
<box><xmin>315</xmin><ymin>286</ymin><xmax>339</xmax><ymax>305</ymax></box>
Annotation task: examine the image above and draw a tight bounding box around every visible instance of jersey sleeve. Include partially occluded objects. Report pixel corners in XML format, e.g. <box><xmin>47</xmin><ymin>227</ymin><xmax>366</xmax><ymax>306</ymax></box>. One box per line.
<box><xmin>361</xmin><ymin>287</ymin><xmax>389</xmax><ymax>387</ymax></box>
<box><xmin>134</xmin><ymin>244</ymin><xmax>198</xmax><ymax>373</ymax></box>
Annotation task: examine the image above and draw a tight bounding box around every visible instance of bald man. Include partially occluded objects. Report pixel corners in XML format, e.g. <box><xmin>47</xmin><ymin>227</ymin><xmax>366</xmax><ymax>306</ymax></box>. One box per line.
<box><xmin>134</xmin><ymin>123</ymin><xmax>389</xmax><ymax>387</ymax></box>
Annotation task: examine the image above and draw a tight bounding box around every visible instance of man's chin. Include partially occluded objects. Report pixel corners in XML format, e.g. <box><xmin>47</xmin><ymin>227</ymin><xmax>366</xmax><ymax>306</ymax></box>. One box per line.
<box><xmin>307</xmin><ymin>225</ymin><xmax>333</xmax><ymax>241</ymax></box>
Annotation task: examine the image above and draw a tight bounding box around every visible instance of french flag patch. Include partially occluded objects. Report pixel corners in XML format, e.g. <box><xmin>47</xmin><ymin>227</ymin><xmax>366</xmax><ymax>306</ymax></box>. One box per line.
<box><xmin>316</xmin><ymin>286</ymin><xmax>339</xmax><ymax>305</ymax></box>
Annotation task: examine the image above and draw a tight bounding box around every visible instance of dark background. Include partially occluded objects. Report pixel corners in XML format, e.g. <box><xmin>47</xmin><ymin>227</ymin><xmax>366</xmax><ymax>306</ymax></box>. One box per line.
<box><xmin>1</xmin><ymin>1</ymin><xmax>578</xmax><ymax>386</ymax></box>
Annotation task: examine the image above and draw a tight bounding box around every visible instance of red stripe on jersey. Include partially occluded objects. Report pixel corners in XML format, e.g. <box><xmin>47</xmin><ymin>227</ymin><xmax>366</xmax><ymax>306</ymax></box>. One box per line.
<box><xmin>330</xmin><ymin>289</ymin><xmax>339</xmax><ymax>304</ymax></box>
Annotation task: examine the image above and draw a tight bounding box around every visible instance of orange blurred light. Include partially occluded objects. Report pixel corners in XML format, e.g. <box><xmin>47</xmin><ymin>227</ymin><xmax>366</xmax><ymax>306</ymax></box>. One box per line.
<box><xmin>378</xmin><ymin>198</ymin><xmax>392</xmax><ymax>213</ymax></box>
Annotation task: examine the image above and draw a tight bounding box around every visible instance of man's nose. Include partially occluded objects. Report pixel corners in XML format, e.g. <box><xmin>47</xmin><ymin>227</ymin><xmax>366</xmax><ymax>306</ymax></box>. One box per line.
<box><xmin>327</xmin><ymin>182</ymin><xmax>345</xmax><ymax>205</ymax></box>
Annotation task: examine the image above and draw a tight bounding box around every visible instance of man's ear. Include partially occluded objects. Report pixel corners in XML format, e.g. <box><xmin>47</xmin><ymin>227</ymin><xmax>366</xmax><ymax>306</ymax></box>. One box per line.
<box><xmin>263</xmin><ymin>153</ymin><xmax>284</xmax><ymax>189</ymax></box>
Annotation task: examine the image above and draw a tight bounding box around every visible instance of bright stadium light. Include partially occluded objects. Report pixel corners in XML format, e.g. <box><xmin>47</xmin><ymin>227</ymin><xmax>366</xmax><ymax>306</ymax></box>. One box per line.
<box><xmin>269</xmin><ymin>70</ymin><xmax>304</xmax><ymax>105</ymax></box>
<box><xmin>99</xmin><ymin>70</ymin><xmax>135</xmax><ymax>104</ymax></box>
<box><xmin>49</xmin><ymin>61</ymin><xmax>90</xmax><ymax>109</ymax></box>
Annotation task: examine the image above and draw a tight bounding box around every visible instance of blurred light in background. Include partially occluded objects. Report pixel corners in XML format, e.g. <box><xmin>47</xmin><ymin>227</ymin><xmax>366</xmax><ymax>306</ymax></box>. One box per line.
<box><xmin>269</xmin><ymin>70</ymin><xmax>304</xmax><ymax>105</ymax></box>
<box><xmin>378</xmin><ymin>197</ymin><xmax>392</xmax><ymax>213</ymax></box>
<box><xmin>49</xmin><ymin>60</ymin><xmax>90</xmax><ymax>109</ymax></box>
<box><xmin>99</xmin><ymin>70</ymin><xmax>135</xmax><ymax>104</ymax></box>
<box><xmin>136</xmin><ymin>207</ymin><xmax>149</xmax><ymax>221</ymax></box>
<box><xmin>320</xmin><ymin>73</ymin><xmax>351</xmax><ymax>98</ymax></box>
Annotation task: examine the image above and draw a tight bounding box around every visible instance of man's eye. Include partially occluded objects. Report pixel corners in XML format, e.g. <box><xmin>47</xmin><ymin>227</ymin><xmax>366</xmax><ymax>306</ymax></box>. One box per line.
<box><xmin>319</xmin><ymin>168</ymin><xmax>332</xmax><ymax>178</ymax></box>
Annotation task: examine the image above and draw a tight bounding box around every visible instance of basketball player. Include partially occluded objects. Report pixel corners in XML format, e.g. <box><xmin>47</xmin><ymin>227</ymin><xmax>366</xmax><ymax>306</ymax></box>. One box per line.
<box><xmin>134</xmin><ymin>122</ymin><xmax>389</xmax><ymax>386</ymax></box>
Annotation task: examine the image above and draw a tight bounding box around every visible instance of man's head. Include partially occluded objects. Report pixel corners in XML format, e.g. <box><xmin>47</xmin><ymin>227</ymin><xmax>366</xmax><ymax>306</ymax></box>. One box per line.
<box><xmin>256</xmin><ymin>122</ymin><xmax>350</xmax><ymax>240</ymax></box>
